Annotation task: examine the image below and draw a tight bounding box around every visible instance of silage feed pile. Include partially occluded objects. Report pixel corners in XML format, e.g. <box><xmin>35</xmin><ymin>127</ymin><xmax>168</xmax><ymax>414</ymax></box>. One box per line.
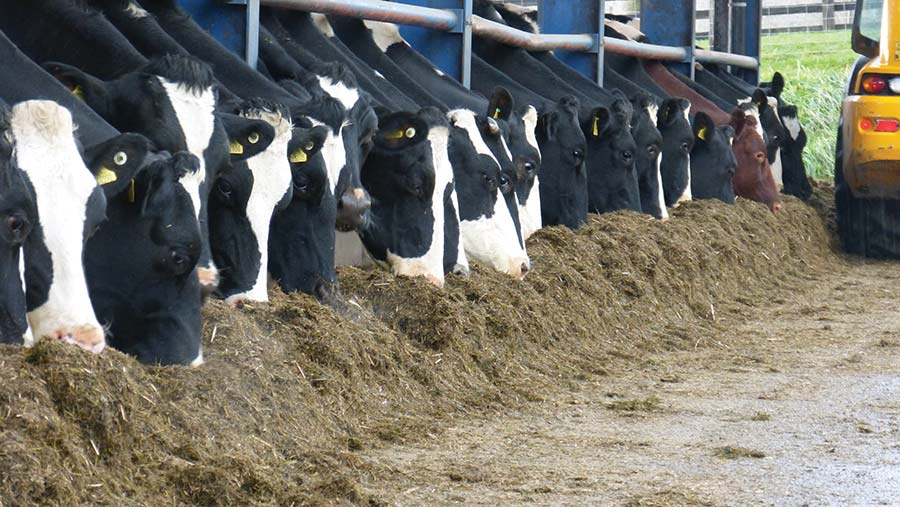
<box><xmin>0</xmin><ymin>192</ymin><xmax>836</xmax><ymax>506</ymax></box>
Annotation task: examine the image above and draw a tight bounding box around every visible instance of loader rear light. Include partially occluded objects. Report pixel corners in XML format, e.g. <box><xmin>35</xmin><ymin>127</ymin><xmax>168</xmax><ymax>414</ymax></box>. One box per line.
<box><xmin>862</xmin><ymin>76</ymin><xmax>887</xmax><ymax>94</ymax></box>
<box><xmin>874</xmin><ymin>119</ymin><xmax>900</xmax><ymax>132</ymax></box>
<box><xmin>858</xmin><ymin>118</ymin><xmax>900</xmax><ymax>132</ymax></box>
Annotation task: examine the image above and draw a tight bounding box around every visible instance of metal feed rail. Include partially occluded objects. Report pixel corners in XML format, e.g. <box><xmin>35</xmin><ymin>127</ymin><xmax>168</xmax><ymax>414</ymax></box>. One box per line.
<box><xmin>238</xmin><ymin>0</ymin><xmax>759</xmax><ymax>87</ymax></box>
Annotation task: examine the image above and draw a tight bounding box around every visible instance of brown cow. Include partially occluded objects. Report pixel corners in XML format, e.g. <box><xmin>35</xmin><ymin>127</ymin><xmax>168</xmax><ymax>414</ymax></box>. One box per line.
<box><xmin>730</xmin><ymin>110</ymin><xmax>781</xmax><ymax>212</ymax></box>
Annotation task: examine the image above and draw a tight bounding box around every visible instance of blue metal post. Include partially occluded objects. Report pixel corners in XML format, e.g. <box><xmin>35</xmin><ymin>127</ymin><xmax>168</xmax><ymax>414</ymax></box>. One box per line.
<box><xmin>397</xmin><ymin>0</ymin><xmax>466</xmax><ymax>82</ymax></box>
<box><xmin>180</xmin><ymin>0</ymin><xmax>248</xmax><ymax>57</ymax></box>
<box><xmin>538</xmin><ymin>0</ymin><xmax>604</xmax><ymax>85</ymax></box>
<box><xmin>639</xmin><ymin>0</ymin><xmax>696</xmax><ymax>77</ymax></box>
<box><xmin>740</xmin><ymin>0</ymin><xmax>760</xmax><ymax>84</ymax></box>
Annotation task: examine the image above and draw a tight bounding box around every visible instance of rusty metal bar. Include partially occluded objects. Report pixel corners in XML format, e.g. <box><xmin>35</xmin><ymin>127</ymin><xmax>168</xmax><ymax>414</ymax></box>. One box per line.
<box><xmin>259</xmin><ymin>0</ymin><xmax>461</xmax><ymax>31</ymax></box>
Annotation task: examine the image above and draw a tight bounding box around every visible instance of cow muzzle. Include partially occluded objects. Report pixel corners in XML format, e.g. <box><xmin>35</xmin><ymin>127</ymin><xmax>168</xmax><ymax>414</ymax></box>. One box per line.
<box><xmin>508</xmin><ymin>258</ymin><xmax>531</xmax><ymax>280</ymax></box>
<box><xmin>198</xmin><ymin>266</ymin><xmax>219</xmax><ymax>298</ymax></box>
<box><xmin>51</xmin><ymin>324</ymin><xmax>105</xmax><ymax>354</ymax></box>
<box><xmin>336</xmin><ymin>187</ymin><xmax>371</xmax><ymax>231</ymax></box>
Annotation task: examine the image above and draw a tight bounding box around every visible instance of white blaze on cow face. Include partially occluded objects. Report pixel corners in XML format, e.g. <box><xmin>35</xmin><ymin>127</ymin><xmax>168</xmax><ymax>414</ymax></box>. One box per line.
<box><xmin>520</xmin><ymin>106</ymin><xmax>542</xmax><ymax>239</ymax></box>
<box><xmin>19</xmin><ymin>248</ymin><xmax>32</xmax><ymax>346</ymax></box>
<box><xmin>782</xmin><ymin>114</ymin><xmax>802</xmax><ymax>141</ymax></box>
<box><xmin>225</xmin><ymin>110</ymin><xmax>293</xmax><ymax>305</ymax></box>
<box><xmin>386</xmin><ymin>126</ymin><xmax>453</xmax><ymax>287</ymax></box>
<box><xmin>310</xmin><ymin>118</ymin><xmax>347</xmax><ymax>195</ymax></box>
<box><xmin>11</xmin><ymin>101</ymin><xmax>104</xmax><ymax>353</ymax></box>
<box><xmin>645</xmin><ymin>103</ymin><xmax>669</xmax><ymax>220</ymax></box>
<box><xmin>364</xmin><ymin>20</ymin><xmax>405</xmax><ymax>52</ymax></box>
<box><xmin>448</xmin><ymin>110</ymin><xmax>530</xmax><ymax>278</ymax></box>
<box><xmin>673</xmin><ymin>105</ymin><xmax>692</xmax><ymax>206</ymax></box>
<box><xmin>449</xmin><ymin>183</ymin><xmax>470</xmax><ymax>276</ymax></box>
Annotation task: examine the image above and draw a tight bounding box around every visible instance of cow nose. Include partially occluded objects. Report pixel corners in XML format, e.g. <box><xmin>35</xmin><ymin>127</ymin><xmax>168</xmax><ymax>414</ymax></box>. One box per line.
<box><xmin>336</xmin><ymin>187</ymin><xmax>371</xmax><ymax>231</ymax></box>
<box><xmin>771</xmin><ymin>201</ymin><xmax>783</xmax><ymax>213</ymax></box>
<box><xmin>313</xmin><ymin>278</ymin><xmax>337</xmax><ymax>302</ymax></box>
<box><xmin>520</xmin><ymin>262</ymin><xmax>530</xmax><ymax>277</ymax></box>
<box><xmin>452</xmin><ymin>263</ymin><xmax>470</xmax><ymax>277</ymax></box>
<box><xmin>55</xmin><ymin>324</ymin><xmax>106</xmax><ymax>354</ymax></box>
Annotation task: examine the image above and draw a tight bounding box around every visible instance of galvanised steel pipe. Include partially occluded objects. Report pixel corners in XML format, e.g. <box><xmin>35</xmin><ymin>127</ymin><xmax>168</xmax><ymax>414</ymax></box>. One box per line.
<box><xmin>260</xmin><ymin>0</ymin><xmax>460</xmax><ymax>32</ymax></box>
<box><xmin>603</xmin><ymin>36</ymin><xmax>688</xmax><ymax>62</ymax></box>
<box><xmin>695</xmin><ymin>48</ymin><xmax>758</xmax><ymax>69</ymax></box>
<box><xmin>471</xmin><ymin>15</ymin><xmax>596</xmax><ymax>52</ymax></box>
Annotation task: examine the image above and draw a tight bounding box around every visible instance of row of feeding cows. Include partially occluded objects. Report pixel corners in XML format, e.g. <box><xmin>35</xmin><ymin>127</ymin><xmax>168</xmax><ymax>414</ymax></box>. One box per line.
<box><xmin>0</xmin><ymin>0</ymin><xmax>811</xmax><ymax>366</ymax></box>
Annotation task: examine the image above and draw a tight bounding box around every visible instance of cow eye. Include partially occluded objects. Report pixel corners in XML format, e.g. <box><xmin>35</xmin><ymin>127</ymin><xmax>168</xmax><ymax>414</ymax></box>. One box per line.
<box><xmin>622</xmin><ymin>150</ymin><xmax>633</xmax><ymax>162</ymax></box>
<box><xmin>6</xmin><ymin>214</ymin><xmax>28</xmax><ymax>241</ymax></box>
<box><xmin>573</xmin><ymin>149</ymin><xmax>584</xmax><ymax>163</ymax></box>
<box><xmin>217</xmin><ymin>180</ymin><xmax>233</xmax><ymax>199</ymax></box>
<box><xmin>681</xmin><ymin>142</ymin><xmax>690</xmax><ymax>152</ymax></box>
<box><xmin>647</xmin><ymin>145</ymin><xmax>658</xmax><ymax>156</ymax></box>
<box><xmin>524</xmin><ymin>161</ymin><xmax>536</xmax><ymax>175</ymax></box>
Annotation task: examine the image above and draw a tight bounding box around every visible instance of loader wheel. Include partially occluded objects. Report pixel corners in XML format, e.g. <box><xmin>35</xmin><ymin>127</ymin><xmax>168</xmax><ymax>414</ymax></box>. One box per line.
<box><xmin>835</xmin><ymin>119</ymin><xmax>900</xmax><ymax>258</ymax></box>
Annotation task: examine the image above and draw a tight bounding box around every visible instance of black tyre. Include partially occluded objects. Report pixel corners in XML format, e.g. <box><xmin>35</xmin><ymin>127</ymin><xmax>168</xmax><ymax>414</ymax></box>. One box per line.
<box><xmin>835</xmin><ymin>117</ymin><xmax>900</xmax><ymax>257</ymax></box>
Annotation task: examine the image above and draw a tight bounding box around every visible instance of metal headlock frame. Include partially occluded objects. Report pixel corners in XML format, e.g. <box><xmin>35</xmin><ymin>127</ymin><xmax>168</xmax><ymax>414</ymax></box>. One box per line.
<box><xmin>227</xmin><ymin>0</ymin><xmax>759</xmax><ymax>88</ymax></box>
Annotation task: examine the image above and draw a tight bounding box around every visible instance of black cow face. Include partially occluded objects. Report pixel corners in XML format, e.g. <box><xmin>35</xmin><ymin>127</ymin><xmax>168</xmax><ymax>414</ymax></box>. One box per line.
<box><xmin>777</xmin><ymin>105</ymin><xmax>813</xmax><ymax>200</ymax></box>
<box><xmin>584</xmin><ymin>98</ymin><xmax>640</xmax><ymax>215</ymax></box>
<box><xmin>487</xmin><ymin>87</ymin><xmax>543</xmax><ymax>240</ymax></box>
<box><xmin>42</xmin><ymin>55</ymin><xmax>223</xmax><ymax>293</ymax></box>
<box><xmin>630</xmin><ymin>92</ymin><xmax>666</xmax><ymax>220</ymax></box>
<box><xmin>537</xmin><ymin>96</ymin><xmax>588</xmax><ymax>229</ymax></box>
<box><xmin>85</xmin><ymin>145</ymin><xmax>204</xmax><ymax>366</ymax></box>
<box><xmin>358</xmin><ymin>109</ymin><xmax>452</xmax><ymax>286</ymax></box>
<box><xmin>447</xmin><ymin>109</ymin><xmax>530</xmax><ymax>279</ymax></box>
<box><xmin>269</xmin><ymin>123</ymin><xmax>337</xmax><ymax>299</ymax></box>
<box><xmin>11</xmin><ymin>100</ymin><xmax>106</xmax><ymax>353</ymax></box>
<box><xmin>0</xmin><ymin>106</ymin><xmax>36</xmax><ymax>344</ymax></box>
<box><xmin>690</xmin><ymin>112</ymin><xmax>736</xmax><ymax>204</ymax></box>
<box><xmin>208</xmin><ymin>100</ymin><xmax>291</xmax><ymax>306</ymax></box>
<box><xmin>657</xmin><ymin>98</ymin><xmax>694</xmax><ymax>207</ymax></box>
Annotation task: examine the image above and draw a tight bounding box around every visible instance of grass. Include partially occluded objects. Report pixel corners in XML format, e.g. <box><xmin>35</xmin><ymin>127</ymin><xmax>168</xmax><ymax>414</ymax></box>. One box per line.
<box><xmin>759</xmin><ymin>30</ymin><xmax>857</xmax><ymax>178</ymax></box>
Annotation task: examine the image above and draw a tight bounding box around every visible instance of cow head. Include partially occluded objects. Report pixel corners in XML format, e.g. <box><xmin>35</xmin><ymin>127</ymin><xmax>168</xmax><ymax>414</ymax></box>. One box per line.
<box><xmin>291</xmin><ymin>97</ymin><xmax>372</xmax><ymax>231</ymax></box>
<box><xmin>740</xmin><ymin>89</ymin><xmax>786</xmax><ymax>188</ymax></box>
<box><xmin>584</xmin><ymin>97</ymin><xmax>640</xmax><ymax>215</ymax></box>
<box><xmin>657</xmin><ymin>97</ymin><xmax>693</xmax><ymax>207</ymax></box>
<box><xmin>731</xmin><ymin>110</ymin><xmax>781</xmax><ymax>212</ymax></box>
<box><xmin>448</xmin><ymin>109</ymin><xmax>530</xmax><ymax>279</ymax></box>
<box><xmin>0</xmin><ymin>103</ymin><xmax>36</xmax><ymax>344</ymax></box>
<box><xmin>777</xmin><ymin>104</ymin><xmax>813</xmax><ymax>200</ymax></box>
<box><xmin>630</xmin><ymin>91</ymin><xmax>666</xmax><ymax>220</ymax></box>
<box><xmin>85</xmin><ymin>143</ymin><xmax>204</xmax><ymax>366</ymax></box>
<box><xmin>12</xmin><ymin>100</ymin><xmax>105</xmax><ymax>353</ymax></box>
<box><xmin>689</xmin><ymin>112</ymin><xmax>736</xmax><ymax>204</ymax></box>
<box><xmin>42</xmin><ymin>55</ymin><xmax>221</xmax><ymax>294</ymax></box>
<box><xmin>209</xmin><ymin>100</ymin><xmax>292</xmax><ymax>306</ymax></box>
<box><xmin>536</xmin><ymin>96</ymin><xmax>588</xmax><ymax>229</ymax></box>
<box><xmin>268</xmin><ymin>121</ymin><xmax>337</xmax><ymax>300</ymax></box>
<box><xmin>486</xmin><ymin>87</ymin><xmax>543</xmax><ymax>240</ymax></box>
<box><xmin>358</xmin><ymin>109</ymin><xmax>449</xmax><ymax>287</ymax></box>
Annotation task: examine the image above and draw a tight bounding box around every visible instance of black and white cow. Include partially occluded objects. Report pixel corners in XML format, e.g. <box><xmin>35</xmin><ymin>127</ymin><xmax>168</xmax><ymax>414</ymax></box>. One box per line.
<box><xmin>268</xmin><ymin>122</ymin><xmax>337</xmax><ymax>299</ymax></box>
<box><xmin>0</xmin><ymin>100</ymin><xmax>36</xmax><ymax>345</ymax></box>
<box><xmin>208</xmin><ymin>100</ymin><xmax>293</xmax><ymax>305</ymax></box>
<box><xmin>358</xmin><ymin>108</ymin><xmax>463</xmax><ymax>286</ymax></box>
<box><xmin>42</xmin><ymin>56</ymin><xmax>225</xmax><ymax>292</ymax></box>
<box><xmin>689</xmin><ymin>112</ymin><xmax>736</xmax><ymax>204</ymax></box>
<box><xmin>655</xmin><ymin>98</ymin><xmax>694</xmax><ymax>208</ymax></box>
<box><xmin>10</xmin><ymin>100</ymin><xmax>106</xmax><ymax>353</ymax></box>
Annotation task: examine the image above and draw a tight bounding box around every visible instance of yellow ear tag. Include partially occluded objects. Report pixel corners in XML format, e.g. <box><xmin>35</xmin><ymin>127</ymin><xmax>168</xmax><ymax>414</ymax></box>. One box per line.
<box><xmin>290</xmin><ymin>149</ymin><xmax>308</xmax><ymax>163</ymax></box>
<box><xmin>229</xmin><ymin>140</ymin><xmax>244</xmax><ymax>155</ymax></box>
<box><xmin>385</xmin><ymin>130</ymin><xmax>404</xmax><ymax>140</ymax></box>
<box><xmin>95</xmin><ymin>167</ymin><xmax>117</xmax><ymax>186</ymax></box>
<box><xmin>697</xmin><ymin>127</ymin><xmax>708</xmax><ymax>141</ymax></box>
<box><xmin>72</xmin><ymin>85</ymin><xmax>85</xmax><ymax>101</ymax></box>
<box><xmin>493</xmin><ymin>107</ymin><xmax>501</xmax><ymax>119</ymax></box>
<box><xmin>592</xmin><ymin>116</ymin><xmax>600</xmax><ymax>137</ymax></box>
<box><xmin>128</xmin><ymin>180</ymin><xmax>136</xmax><ymax>203</ymax></box>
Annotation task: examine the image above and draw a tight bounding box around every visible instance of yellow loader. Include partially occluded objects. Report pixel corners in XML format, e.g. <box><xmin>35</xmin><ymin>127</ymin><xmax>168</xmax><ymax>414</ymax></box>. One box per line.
<box><xmin>836</xmin><ymin>0</ymin><xmax>900</xmax><ymax>256</ymax></box>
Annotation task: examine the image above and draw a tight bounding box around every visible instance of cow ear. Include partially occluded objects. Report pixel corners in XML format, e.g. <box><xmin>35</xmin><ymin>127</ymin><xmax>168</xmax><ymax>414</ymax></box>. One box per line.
<box><xmin>611</xmin><ymin>98</ymin><xmax>632</xmax><ymax>126</ymax></box>
<box><xmin>487</xmin><ymin>86</ymin><xmax>514</xmax><ymax>121</ymax></box>
<box><xmin>721</xmin><ymin>125</ymin><xmax>735</xmax><ymax>141</ymax></box>
<box><xmin>84</xmin><ymin>133</ymin><xmax>150</xmax><ymax>199</ymax></box>
<box><xmin>537</xmin><ymin>111</ymin><xmax>558</xmax><ymax>141</ymax></box>
<box><xmin>42</xmin><ymin>62</ymin><xmax>109</xmax><ymax>108</ymax></box>
<box><xmin>752</xmin><ymin>88</ymin><xmax>768</xmax><ymax>111</ymax></box>
<box><xmin>218</xmin><ymin>113</ymin><xmax>276</xmax><ymax>161</ymax></box>
<box><xmin>692</xmin><ymin>112</ymin><xmax>715</xmax><ymax>144</ymax></box>
<box><xmin>729</xmin><ymin>108</ymin><xmax>747</xmax><ymax>136</ymax></box>
<box><xmin>375</xmin><ymin>112</ymin><xmax>426</xmax><ymax>150</ymax></box>
<box><xmin>288</xmin><ymin>125</ymin><xmax>328</xmax><ymax>163</ymax></box>
<box><xmin>770</xmin><ymin>72</ymin><xmax>785</xmax><ymax>98</ymax></box>
<box><xmin>586</xmin><ymin>106</ymin><xmax>612</xmax><ymax>138</ymax></box>
<box><xmin>659</xmin><ymin>98</ymin><xmax>688</xmax><ymax>127</ymax></box>
<box><xmin>631</xmin><ymin>90</ymin><xmax>653</xmax><ymax>110</ymax></box>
